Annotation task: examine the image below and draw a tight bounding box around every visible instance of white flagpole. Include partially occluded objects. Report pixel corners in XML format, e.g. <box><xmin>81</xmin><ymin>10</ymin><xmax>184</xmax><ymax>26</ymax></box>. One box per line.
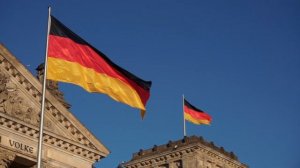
<box><xmin>183</xmin><ymin>94</ymin><xmax>186</xmax><ymax>137</ymax></box>
<box><xmin>37</xmin><ymin>6</ymin><xmax>51</xmax><ymax>168</ymax></box>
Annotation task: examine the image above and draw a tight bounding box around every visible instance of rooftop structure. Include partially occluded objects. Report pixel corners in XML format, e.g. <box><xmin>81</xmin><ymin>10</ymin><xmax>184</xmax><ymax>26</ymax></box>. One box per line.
<box><xmin>121</xmin><ymin>135</ymin><xmax>248</xmax><ymax>168</ymax></box>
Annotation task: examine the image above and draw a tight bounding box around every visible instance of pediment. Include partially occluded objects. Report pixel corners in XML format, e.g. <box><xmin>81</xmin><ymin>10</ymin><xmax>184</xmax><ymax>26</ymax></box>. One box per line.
<box><xmin>0</xmin><ymin>44</ymin><xmax>109</xmax><ymax>161</ymax></box>
<box><xmin>0</xmin><ymin>71</ymin><xmax>69</xmax><ymax>137</ymax></box>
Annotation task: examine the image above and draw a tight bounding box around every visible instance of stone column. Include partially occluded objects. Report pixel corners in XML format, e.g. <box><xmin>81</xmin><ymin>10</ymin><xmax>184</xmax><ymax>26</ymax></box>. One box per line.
<box><xmin>0</xmin><ymin>149</ymin><xmax>15</xmax><ymax>168</ymax></box>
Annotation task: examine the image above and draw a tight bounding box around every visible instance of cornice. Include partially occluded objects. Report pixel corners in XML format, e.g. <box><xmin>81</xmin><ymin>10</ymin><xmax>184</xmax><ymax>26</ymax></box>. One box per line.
<box><xmin>123</xmin><ymin>136</ymin><xmax>248</xmax><ymax>168</ymax></box>
<box><xmin>0</xmin><ymin>113</ymin><xmax>103</xmax><ymax>162</ymax></box>
<box><xmin>124</xmin><ymin>145</ymin><xmax>197</xmax><ymax>168</ymax></box>
<box><xmin>124</xmin><ymin>146</ymin><xmax>247</xmax><ymax>168</ymax></box>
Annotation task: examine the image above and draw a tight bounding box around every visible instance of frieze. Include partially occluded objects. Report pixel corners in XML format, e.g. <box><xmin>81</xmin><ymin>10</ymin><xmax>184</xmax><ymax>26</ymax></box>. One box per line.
<box><xmin>0</xmin><ymin>135</ymin><xmax>36</xmax><ymax>155</ymax></box>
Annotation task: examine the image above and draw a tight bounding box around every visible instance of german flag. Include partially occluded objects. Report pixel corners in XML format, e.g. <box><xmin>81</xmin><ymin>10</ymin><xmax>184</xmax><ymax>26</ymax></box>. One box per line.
<box><xmin>184</xmin><ymin>99</ymin><xmax>211</xmax><ymax>125</ymax></box>
<box><xmin>47</xmin><ymin>16</ymin><xmax>152</xmax><ymax>118</ymax></box>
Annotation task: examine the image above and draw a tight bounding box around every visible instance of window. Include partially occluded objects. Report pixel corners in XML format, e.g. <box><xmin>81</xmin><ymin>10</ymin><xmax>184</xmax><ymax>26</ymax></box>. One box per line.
<box><xmin>9</xmin><ymin>156</ymin><xmax>35</xmax><ymax>168</ymax></box>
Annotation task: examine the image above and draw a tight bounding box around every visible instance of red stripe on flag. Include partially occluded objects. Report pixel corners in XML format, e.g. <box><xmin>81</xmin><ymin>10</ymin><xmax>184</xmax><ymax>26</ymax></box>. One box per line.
<box><xmin>48</xmin><ymin>35</ymin><xmax>150</xmax><ymax>105</ymax></box>
<box><xmin>184</xmin><ymin>105</ymin><xmax>212</xmax><ymax>121</ymax></box>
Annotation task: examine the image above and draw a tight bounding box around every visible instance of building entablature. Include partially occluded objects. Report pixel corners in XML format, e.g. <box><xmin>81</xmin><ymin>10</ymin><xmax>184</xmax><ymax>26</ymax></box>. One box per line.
<box><xmin>122</xmin><ymin>136</ymin><xmax>248</xmax><ymax>168</ymax></box>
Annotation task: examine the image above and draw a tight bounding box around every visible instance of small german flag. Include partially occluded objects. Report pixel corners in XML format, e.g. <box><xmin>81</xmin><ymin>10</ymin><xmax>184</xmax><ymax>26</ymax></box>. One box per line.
<box><xmin>47</xmin><ymin>16</ymin><xmax>151</xmax><ymax>118</ymax></box>
<box><xmin>184</xmin><ymin>99</ymin><xmax>212</xmax><ymax>125</ymax></box>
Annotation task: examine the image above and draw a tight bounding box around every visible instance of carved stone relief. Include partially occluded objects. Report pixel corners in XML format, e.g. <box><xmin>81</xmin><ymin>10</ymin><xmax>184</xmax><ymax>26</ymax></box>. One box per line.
<box><xmin>0</xmin><ymin>72</ymin><xmax>53</xmax><ymax>130</ymax></box>
<box><xmin>173</xmin><ymin>160</ymin><xmax>182</xmax><ymax>168</ymax></box>
<box><xmin>0</xmin><ymin>73</ymin><xmax>9</xmax><ymax>113</ymax></box>
<box><xmin>0</xmin><ymin>149</ymin><xmax>16</xmax><ymax>168</ymax></box>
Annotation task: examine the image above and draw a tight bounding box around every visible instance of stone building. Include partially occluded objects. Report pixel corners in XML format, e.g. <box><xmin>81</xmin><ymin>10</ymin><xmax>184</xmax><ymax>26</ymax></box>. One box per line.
<box><xmin>120</xmin><ymin>136</ymin><xmax>248</xmax><ymax>168</ymax></box>
<box><xmin>0</xmin><ymin>44</ymin><xmax>109</xmax><ymax>167</ymax></box>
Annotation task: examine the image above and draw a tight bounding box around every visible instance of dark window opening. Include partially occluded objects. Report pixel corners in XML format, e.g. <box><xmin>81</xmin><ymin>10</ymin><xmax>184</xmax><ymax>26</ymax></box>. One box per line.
<box><xmin>10</xmin><ymin>156</ymin><xmax>36</xmax><ymax>168</ymax></box>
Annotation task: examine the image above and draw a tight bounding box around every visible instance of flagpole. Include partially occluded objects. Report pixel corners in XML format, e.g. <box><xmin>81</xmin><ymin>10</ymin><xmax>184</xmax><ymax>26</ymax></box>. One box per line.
<box><xmin>37</xmin><ymin>6</ymin><xmax>51</xmax><ymax>168</ymax></box>
<box><xmin>183</xmin><ymin>94</ymin><xmax>186</xmax><ymax>137</ymax></box>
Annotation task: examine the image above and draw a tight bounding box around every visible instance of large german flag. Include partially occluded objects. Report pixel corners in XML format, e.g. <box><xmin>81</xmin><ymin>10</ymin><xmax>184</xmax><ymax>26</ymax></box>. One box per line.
<box><xmin>47</xmin><ymin>16</ymin><xmax>152</xmax><ymax>118</ymax></box>
<box><xmin>184</xmin><ymin>99</ymin><xmax>211</xmax><ymax>125</ymax></box>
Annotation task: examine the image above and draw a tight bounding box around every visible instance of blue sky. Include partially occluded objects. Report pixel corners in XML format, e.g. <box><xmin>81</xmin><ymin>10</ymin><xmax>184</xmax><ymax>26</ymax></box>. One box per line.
<box><xmin>1</xmin><ymin>1</ymin><xmax>300</xmax><ymax>168</ymax></box>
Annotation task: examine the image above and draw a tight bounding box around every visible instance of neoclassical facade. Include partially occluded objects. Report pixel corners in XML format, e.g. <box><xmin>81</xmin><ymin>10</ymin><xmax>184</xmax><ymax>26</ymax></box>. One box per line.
<box><xmin>0</xmin><ymin>44</ymin><xmax>110</xmax><ymax>167</ymax></box>
<box><xmin>120</xmin><ymin>136</ymin><xmax>248</xmax><ymax>168</ymax></box>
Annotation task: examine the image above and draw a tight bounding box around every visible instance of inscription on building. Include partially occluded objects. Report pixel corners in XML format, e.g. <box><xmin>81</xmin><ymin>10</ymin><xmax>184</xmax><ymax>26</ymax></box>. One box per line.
<box><xmin>8</xmin><ymin>139</ymin><xmax>34</xmax><ymax>153</ymax></box>
<box><xmin>0</xmin><ymin>135</ymin><xmax>36</xmax><ymax>155</ymax></box>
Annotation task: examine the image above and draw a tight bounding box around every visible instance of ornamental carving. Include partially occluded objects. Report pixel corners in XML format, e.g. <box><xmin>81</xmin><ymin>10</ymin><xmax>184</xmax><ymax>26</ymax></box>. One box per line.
<box><xmin>0</xmin><ymin>73</ymin><xmax>9</xmax><ymax>105</ymax></box>
<box><xmin>0</xmin><ymin>72</ymin><xmax>52</xmax><ymax>130</ymax></box>
<box><xmin>0</xmin><ymin>149</ymin><xmax>16</xmax><ymax>168</ymax></box>
<box><xmin>173</xmin><ymin>160</ymin><xmax>182</xmax><ymax>168</ymax></box>
<box><xmin>0</xmin><ymin>73</ymin><xmax>13</xmax><ymax>113</ymax></box>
